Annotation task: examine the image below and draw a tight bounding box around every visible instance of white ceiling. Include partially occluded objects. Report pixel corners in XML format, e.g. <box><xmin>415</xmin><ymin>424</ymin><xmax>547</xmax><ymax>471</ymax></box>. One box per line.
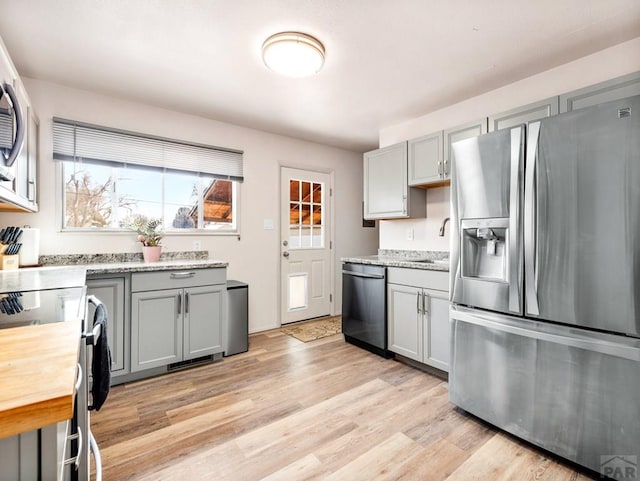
<box><xmin>1</xmin><ymin>0</ymin><xmax>639</xmax><ymax>152</ymax></box>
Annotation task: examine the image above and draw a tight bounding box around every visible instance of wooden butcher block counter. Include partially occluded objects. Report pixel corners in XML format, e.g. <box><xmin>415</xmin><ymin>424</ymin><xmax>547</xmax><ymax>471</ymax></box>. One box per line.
<box><xmin>0</xmin><ymin>320</ymin><xmax>81</xmax><ymax>438</ymax></box>
<box><xmin>0</xmin><ymin>266</ymin><xmax>87</xmax><ymax>439</ymax></box>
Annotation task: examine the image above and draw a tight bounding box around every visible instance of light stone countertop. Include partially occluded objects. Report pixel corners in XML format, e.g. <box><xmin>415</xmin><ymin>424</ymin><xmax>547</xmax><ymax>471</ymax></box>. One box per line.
<box><xmin>85</xmin><ymin>258</ymin><xmax>228</xmax><ymax>275</ymax></box>
<box><xmin>341</xmin><ymin>249</ymin><xmax>449</xmax><ymax>271</ymax></box>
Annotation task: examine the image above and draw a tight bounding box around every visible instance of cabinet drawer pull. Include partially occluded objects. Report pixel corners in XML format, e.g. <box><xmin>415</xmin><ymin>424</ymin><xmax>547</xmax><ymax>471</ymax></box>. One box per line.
<box><xmin>170</xmin><ymin>272</ymin><xmax>196</xmax><ymax>279</ymax></box>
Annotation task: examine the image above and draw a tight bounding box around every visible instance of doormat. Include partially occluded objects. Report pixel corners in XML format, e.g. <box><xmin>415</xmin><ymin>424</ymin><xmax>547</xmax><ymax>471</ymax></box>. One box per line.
<box><xmin>281</xmin><ymin>316</ymin><xmax>342</xmax><ymax>342</ymax></box>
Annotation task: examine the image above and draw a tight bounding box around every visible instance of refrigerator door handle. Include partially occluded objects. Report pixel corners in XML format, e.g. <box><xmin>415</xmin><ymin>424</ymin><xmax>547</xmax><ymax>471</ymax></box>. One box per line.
<box><xmin>508</xmin><ymin>126</ymin><xmax>524</xmax><ymax>313</ymax></box>
<box><xmin>524</xmin><ymin>121</ymin><xmax>540</xmax><ymax>315</ymax></box>
<box><xmin>452</xmin><ymin>309</ymin><xmax>640</xmax><ymax>362</ymax></box>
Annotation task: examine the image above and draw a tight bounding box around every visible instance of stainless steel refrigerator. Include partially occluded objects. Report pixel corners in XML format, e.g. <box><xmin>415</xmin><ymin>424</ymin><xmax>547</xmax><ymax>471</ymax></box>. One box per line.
<box><xmin>449</xmin><ymin>95</ymin><xmax>640</xmax><ymax>477</ymax></box>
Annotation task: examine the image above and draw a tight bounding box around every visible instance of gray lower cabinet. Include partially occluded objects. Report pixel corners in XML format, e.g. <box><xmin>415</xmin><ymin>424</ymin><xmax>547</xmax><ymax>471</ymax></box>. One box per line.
<box><xmin>0</xmin><ymin>421</ymin><xmax>69</xmax><ymax>481</ymax></box>
<box><xmin>130</xmin><ymin>269</ymin><xmax>226</xmax><ymax>372</ymax></box>
<box><xmin>387</xmin><ymin>268</ymin><xmax>450</xmax><ymax>372</ymax></box>
<box><xmin>388</xmin><ymin>282</ymin><xmax>422</xmax><ymax>360</ymax></box>
<box><xmin>132</xmin><ymin>287</ymin><xmax>183</xmax><ymax>371</ymax></box>
<box><xmin>560</xmin><ymin>71</ymin><xmax>640</xmax><ymax>113</ymax></box>
<box><xmin>86</xmin><ymin>276</ymin><xmax>127</xmax><ymax>377</ymax></box>
<box><xmin>488</xmin><ymin>96</ymin><xmax>559</xmax><ymax>132</ymax></box>
<box><xmin>0</xmin><ymin>430</ymin><xmax>38</xmax><ymax>481</ymax></box>
<box><xmin>184</xmin><ymin>284</ymin><xmax>225</xmax><ymax>359</ymax></box>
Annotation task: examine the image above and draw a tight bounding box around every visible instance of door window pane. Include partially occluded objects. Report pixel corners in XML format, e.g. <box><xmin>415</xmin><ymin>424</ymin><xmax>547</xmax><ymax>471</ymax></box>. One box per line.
<box><xmin>289</xmin><ymin>203</ymin><xmax>300</xmax><ymax>225</ymax></box>
<box><xmin>300</xmin><ymin>226</ymin><xmax>312</xmax><ymax>248</ymax></box>
<box><xmin>301</xmin><ymin>181</ymin><xmax>311</xmax><ymax>201</ymax></box>
<box><xmin>288</xmin><ymin>177</ymin><xmax>325</xmax><ymax>249</ymax></box>
<box><xmin>313</xmin><ymin>205</ymin><xmax>322</xmax><ymax>226</ymax></box>
<box><xmin>290</xmin><ymin>180</ymin><xmax>300</xmax><ymax>202</ymax></box>
<box><xmin>301</xmin><ymin>204</ymin><xmax>311</xmax><ymax>225</ymax></box>
<box><xmin>312</xmin><ymin>183</ymin><xmax>322</xmax><ymax>203</ymax></box>
<box><xmin>312</xmin><ymin>227</ymin><xmax>323</xmax><ymax>248</ymax></box>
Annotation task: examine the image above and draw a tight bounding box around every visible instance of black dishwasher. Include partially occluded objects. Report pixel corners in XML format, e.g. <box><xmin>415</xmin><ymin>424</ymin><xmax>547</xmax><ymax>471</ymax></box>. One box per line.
<box><xmin>341</xmin><ymin>263</ymin><xmax>389</xmax><ymax>357</ymax></box>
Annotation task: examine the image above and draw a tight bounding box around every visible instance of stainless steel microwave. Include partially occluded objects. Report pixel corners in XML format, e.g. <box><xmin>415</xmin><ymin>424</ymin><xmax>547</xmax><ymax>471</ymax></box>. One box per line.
<box><xmin>0</xmin><ymin>81</ymin><xmax>25</xmax><ymax>181</ymax></box>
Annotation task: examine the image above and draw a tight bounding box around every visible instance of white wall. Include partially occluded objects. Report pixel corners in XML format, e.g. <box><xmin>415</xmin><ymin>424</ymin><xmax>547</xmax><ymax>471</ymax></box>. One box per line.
<box><xmin>0</xmin><ymin>78</ymin><xmax>378</xmax><ymax>333</ymax></box>
<box><xmin>378</xmin><ymin>37</ymin><xmax>640</xmax><ymax>252</ymax></box>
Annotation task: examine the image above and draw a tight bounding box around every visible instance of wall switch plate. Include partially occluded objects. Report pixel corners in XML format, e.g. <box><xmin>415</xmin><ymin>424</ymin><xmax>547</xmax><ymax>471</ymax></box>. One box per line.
<box><xmin>193</xmin><ymin>240</ymin><xmax>202</xmax><ymax>251</ymax></box>
<box><xmin>264</xmin><ymin>219</ymin><xmax>274</xmax><ymax>230</ymax></box>
<box><xmin>406</xmin><ymin>228</ymin><xmax>414</xmax><ymax>241</ymax></box>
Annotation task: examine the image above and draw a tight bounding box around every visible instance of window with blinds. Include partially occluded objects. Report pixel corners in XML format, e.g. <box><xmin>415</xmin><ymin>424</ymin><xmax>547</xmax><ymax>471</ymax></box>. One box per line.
<box><xmin>53</xmin><ymin>118</ymin><xmax>243</xmax><ymax>233</ymax></box>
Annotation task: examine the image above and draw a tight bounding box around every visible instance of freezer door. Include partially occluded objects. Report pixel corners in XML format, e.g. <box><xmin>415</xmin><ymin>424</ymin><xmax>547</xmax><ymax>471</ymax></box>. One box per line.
<box><xmin>449</xmin><ymin>306</ymin><xmax>640</xmax><ymax>476</ymax></box>
<box><xmin>525</xmin><ymin>95</ymin><xmax>640</xmax><ymax>337</ymax></box>
<box><xmin>451</xmin><ymin>126</ymin><xmax>524</xmax><ymax>315</ymax></box>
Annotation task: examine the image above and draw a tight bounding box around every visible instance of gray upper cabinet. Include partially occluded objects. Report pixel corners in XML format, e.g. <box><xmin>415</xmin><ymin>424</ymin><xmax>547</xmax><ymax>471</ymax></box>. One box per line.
<box><xmin>86</xmin><ymin>276</ymin><xmax>128</xmax><ymax>376</ymax></box>
<box><xmin>488</xmin><ymin>97</ymin><xmax>559</xmax><ymax>132</ymax></box>
<box><xmin>364</xmin><ymin>141</ymin><xmax>426</xmax><ymax>219</ymax></box>
<box><xmin>408</xmin><ymin>131</ymin><xmax>445</xmax><ymax>186</ymax></box>
<box><xmin>560</xmin><ymin>71</ymin><xmax>640</xmax><ymax>113</ymax></box>
<box><xmin>443</xmin><ymin>118</ymin><xmax>488</xmax><ymax>173</ymax></box>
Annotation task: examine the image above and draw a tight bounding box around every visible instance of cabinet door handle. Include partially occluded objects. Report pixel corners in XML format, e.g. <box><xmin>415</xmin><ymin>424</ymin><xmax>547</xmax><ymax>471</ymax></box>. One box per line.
<box><xmin>185</xmin><ymin>293</ymin><xmax>189</xmax><ymax>314</ymax></box>
<box><xmin>27</xmin><ymin>180</ymin><xmax>36</xmax><ymax>201</ymax></box>
<box><xmin>423</xmin><ymin>292</ymin><xmax>429</xmax><ymax>315</ymax></box>
<box><xmin>416</xmin><ymin>291</ymin><xmax>421</xmax><ymax>315</ymax></box>
<box><xmin>177</xmin><ymin>293</ymin><xmax>182</xmax><ymax>315</ymax></box>
<box><xmin>170</xmin><ymin>272</ymin><xmax>196</xmax><ymax>279</ymax></box>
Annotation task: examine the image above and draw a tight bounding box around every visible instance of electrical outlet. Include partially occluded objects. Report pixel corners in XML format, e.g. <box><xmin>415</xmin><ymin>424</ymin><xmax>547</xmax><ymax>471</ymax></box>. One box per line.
<box><xmin>193</xmin><ymin>240</ymin><xmax>202</xmax><ymax>251</ymax></box>
<box><xmin>406</xmin><ymin>228</ymin><xmax>414</xmax><ymax>241</ymax></box>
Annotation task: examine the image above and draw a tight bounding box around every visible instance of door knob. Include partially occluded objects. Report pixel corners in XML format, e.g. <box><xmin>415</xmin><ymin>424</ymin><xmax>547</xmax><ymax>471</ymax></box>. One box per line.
<box><xmin>283</xmin><ymin>251</ymin><xmax>290</xmax><ymax>258</ymax></box>
<box><xmin>282</xmin><ymin>240</ymin><xmax>288</xmax><ymax>246</ymax></box>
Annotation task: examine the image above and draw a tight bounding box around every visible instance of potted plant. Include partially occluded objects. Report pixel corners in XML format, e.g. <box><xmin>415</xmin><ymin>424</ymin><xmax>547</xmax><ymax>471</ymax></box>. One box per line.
<box><xmin>130</xmin><ymin>215</ymin><xmax>164</xmax><ymax>262</ymax></box>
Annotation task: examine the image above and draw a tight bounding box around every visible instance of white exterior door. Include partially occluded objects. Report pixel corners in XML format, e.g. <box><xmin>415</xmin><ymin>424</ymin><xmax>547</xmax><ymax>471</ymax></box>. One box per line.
<box><xmin>280</xmin><ymin>167</ymin><xmax>332</xmax><ymax>324</ymax></box>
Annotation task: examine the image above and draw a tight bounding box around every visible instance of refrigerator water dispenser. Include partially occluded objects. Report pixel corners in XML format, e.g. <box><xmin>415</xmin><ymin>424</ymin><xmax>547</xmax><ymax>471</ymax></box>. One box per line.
<box><xmin>461</xmin><ymin>218</ymin><xmax>509</xmax><ymax>282</ymax></box>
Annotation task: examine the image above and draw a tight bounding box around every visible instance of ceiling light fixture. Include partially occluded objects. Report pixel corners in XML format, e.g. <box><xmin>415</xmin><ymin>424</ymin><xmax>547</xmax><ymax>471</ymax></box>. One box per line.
<box><xmin>262</xmin><ymin>32</ymin><xmax>325</xmax><ymax>78</ymax></box>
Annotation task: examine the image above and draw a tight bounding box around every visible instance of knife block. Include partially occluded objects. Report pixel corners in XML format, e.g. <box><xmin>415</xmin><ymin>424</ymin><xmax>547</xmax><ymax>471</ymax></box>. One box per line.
<box><xmin>0</xmin><ymin>254</ymin><xmax>19</xmax><ymax>270</ymax></box>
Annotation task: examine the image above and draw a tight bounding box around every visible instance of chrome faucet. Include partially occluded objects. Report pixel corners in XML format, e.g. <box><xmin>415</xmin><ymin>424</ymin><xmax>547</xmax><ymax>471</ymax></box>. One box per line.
<box><xmin>439</xmin><ymin>217</ymin><xmax>450</xmax><ymax>237</ymax></box>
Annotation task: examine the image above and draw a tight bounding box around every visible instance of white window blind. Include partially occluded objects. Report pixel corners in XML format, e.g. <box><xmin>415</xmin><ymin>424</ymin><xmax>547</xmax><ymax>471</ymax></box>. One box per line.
<box><xmin>52</xmin><ymin>118</ymin><xmax>244</xmax><ymax>181</ymax></box>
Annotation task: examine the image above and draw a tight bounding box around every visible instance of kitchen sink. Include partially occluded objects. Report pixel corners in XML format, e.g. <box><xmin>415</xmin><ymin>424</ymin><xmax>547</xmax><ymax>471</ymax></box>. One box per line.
<box><xmin>411</xmin><ymin>259</ymin><xmax>449</xmax><ymax>265</ymax></box>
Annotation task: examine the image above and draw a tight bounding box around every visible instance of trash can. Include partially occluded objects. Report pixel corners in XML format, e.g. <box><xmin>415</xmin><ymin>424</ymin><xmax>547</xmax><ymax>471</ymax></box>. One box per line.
<box><xmin>225</xmin><ymin>280</ymin><xmax>248</xmax><ymax>356</ymax></box>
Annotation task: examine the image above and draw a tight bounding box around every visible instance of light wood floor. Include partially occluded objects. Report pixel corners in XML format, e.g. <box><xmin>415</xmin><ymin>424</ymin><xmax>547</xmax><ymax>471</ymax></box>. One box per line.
<box><xmin>91</xmin><ymin>330</ymin><xmax>597</xmax><ymax>481</ymax></box>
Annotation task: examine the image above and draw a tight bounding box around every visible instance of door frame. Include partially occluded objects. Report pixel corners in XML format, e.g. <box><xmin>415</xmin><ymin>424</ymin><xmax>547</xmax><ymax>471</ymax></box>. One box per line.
<box><xmin>279</xmin><ymin>164</ymin><xmax>335</xmax><ymax>326</ymax></box>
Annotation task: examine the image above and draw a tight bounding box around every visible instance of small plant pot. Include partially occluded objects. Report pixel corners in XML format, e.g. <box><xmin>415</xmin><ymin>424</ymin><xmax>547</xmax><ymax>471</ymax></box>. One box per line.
<box><xmin>142</xmin><ymin>246</ymin><xmax>162</xmax><ymax>262</ymax></box>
